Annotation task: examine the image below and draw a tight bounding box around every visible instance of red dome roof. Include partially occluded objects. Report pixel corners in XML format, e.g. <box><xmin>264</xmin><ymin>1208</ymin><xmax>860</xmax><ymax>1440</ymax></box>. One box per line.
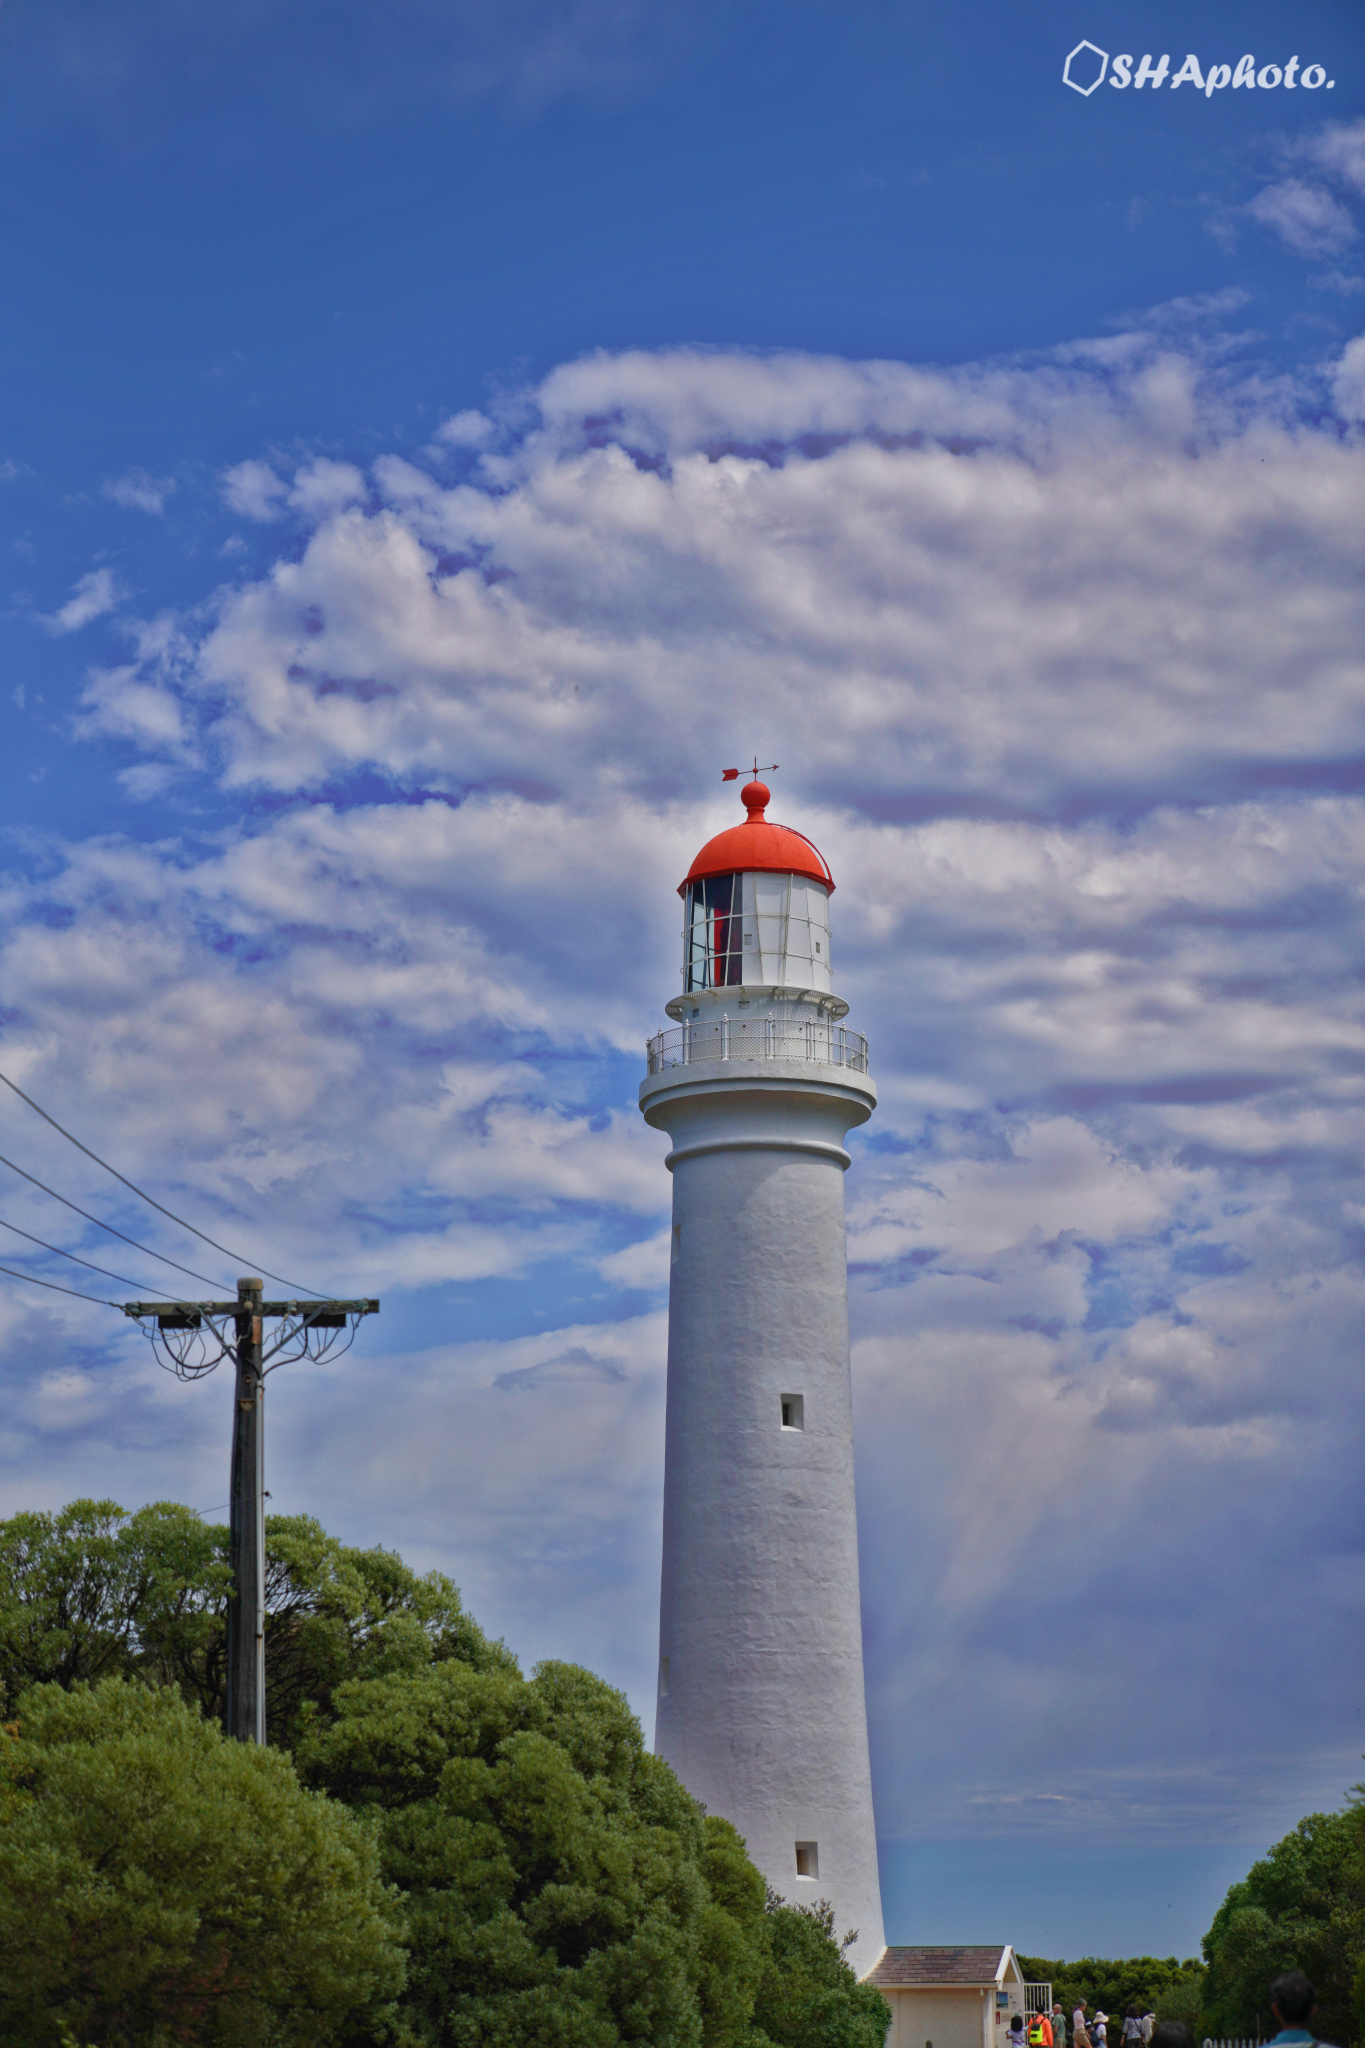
<box><xmin>680</xmin><ymin>781</ymin><xmax>835</xmax><ymax>896</ymax></box>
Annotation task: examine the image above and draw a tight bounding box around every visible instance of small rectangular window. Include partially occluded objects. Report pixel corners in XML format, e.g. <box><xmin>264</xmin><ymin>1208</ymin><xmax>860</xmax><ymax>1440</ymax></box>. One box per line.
<box><xmin>795</xmin><ymin>1841</ymin><xmax>818</xmax><ymax>1879</ymax></box>
<box><xmin>659</xmin><ymin>1657</ymin><xmax>669</xmax><ymax>1696</ymax></box>
<box><xmin>781</xmin><ymin>1393</ymin><xmax>804</xmax><ymax>1431</ymax></box>
<box><xmin>671</xmin><ymin>1226</ymin><xmax>681</xmax><ymax>1266</ymax></box>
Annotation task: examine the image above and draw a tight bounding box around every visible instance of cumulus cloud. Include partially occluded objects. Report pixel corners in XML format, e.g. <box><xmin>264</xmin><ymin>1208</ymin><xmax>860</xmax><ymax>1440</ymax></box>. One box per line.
<box><xmin>287</xmin><ymin>457</ymin><xmax>367</xmax><ymax>519</ymax></box>
<box><xmin>1248</xmin><ymin>177</ymin><xmax>1357</xmax><ymax>257</ymax></box>
<box><xmin>1333</xmin><ymin>333</ymin><xmax>1365</xmax><ymax>421</ymax></box>
<box><xmin>104</xmin><ymin>468</ymin><xmax>177</xmax><ymax>514</ymax></box>
<box><xmin>437</xmin><ymin>408</ymin><xmax>498</xmax><ymax>448</ymax></box>
<box><xmin>7</xmin><ymin>338</ymin><xmax>1365</xmax><ymax>1854</ymax></box>
<box><xmin>221</xmin><ymin>457</ymin><xmax>288</xmax><ymax>521</ymax></box>
<box><xmin>37</xmin><ymin>566</ymin><xmax>121</xmax><ymax>634</ymax></box>
<box><xmin>1303</xmin><ymin>116</ymin><xmax>1365</xmax><ymax>199</ymax></box>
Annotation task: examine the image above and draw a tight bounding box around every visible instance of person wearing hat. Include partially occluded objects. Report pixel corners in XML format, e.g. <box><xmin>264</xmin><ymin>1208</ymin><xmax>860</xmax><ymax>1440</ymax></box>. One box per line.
<box><xmin>1092</xmin><ymin>2011</ymin><xmax>1109</xmax><ymax>2048</ymax></box>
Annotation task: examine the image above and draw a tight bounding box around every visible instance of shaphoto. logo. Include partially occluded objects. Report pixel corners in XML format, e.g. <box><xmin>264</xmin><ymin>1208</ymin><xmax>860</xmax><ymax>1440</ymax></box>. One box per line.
<box><xmin>1063</xmin><ymin>42</ymin><xmax>1336</xmax><ymax>96</ymax></box>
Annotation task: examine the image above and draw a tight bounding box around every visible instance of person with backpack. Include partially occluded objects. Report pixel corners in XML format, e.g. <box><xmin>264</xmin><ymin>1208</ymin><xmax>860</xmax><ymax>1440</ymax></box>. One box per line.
<box><xmin>1092</xmin><ymin>2010</ymin><xmax>1109</xmax><ymax>2048</ymax></box>
<box><xmin>1029</xmin><ymin>2012</ymin><xmax>1053</xmax><ymax>2048</ymax></box>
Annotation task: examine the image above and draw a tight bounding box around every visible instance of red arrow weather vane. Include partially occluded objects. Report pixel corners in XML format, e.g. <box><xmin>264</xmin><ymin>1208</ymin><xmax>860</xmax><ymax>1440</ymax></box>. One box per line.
<box><xmin>722</xmin><ymin>759</ymin><xmax>779</xmax><ymax>782</ymax></box>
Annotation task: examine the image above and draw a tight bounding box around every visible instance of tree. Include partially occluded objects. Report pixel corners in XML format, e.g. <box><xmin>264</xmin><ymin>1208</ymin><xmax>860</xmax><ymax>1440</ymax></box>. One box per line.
<box><xmin>1201</xmin><ymin>1809</ymin><xmax>1365</xmax><ymax>2045</ymax></box>
<box><xmin>297</xmin><ymin>1654</ymin><xmax>889</xmax><ymax>2048</ymax></box>
<box><xmin>0</xmin><ymin>1499</ymin><xmax>229</xmax><ymax>1711</ymax></box>
<box><xmin>1017</xmin><ymin>1958</ymin><xmax>1205</xmax><ymax>2032</ymax></box>
<box><xmin>751</xmin><ymin>1897</ymin><xmax>893</xmax><ymax>2048</ymax></box>
<box><xmin>0</xmin><ymin>1501</ymin><xmax>515</xmax><ymax>1745</ymax></box>
<box><xmin>299</xmin><ymin>1655</ymin><xmax>755</xmax><ymax>2045</ymax></box>
<box><xmin>3</xmin><ymin>1501</ymin><xmax>890</xmax><ymax>2048</ymax></box>
<box><xmin>0</xmin><ymin>1675</ymin><xmax>405</xmax><ymax>2048</ymax></box>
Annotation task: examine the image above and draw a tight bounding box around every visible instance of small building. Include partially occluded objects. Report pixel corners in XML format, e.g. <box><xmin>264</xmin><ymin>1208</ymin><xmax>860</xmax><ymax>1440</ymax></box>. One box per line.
<box><xmin>866</xmin><ymin>1946</ymin><xmax>1052</xmax><ymax>2048</ymax></box>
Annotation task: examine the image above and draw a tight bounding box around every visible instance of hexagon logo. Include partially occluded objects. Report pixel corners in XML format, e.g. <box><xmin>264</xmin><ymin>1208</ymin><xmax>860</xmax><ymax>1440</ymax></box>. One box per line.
<box><xmin>1063</xmin><ymin>40</ymin><xmax>1109</xmax><ymax>94</ymax></box>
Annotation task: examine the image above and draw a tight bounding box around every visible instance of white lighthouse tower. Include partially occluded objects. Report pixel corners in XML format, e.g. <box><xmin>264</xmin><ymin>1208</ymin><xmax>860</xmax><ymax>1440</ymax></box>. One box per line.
<box><xmin>640</xmin><ymin>773</ymin><xmax>885</xmax><ymax>1977</ymax></box>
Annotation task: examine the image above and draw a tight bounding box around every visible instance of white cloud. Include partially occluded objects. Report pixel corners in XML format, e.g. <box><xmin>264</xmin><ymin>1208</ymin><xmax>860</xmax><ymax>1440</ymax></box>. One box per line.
<box><xmin>221</xmin><ymin>458</ymin><xmax>287</xmax><ymax>521</ymax></box>
<box><xmin>1333</xmin><ymin>333</ymin><xmax>1365</xmax><ymax>421</ymax></box>
<box><xmin>37</xmin><ymin>566</ymin><xmax>120</xmax><ymax>635</ymax></box>
<box><xmin>288</xmin><ymin>458</ymin><xmax>367</xmax><ymax>519</ymax></box>
<box><xmin>7</xmin><ymin>339</ymin><xmax>1364</xmax><ymax>1852</ymax></box>
<box><xmin>437</xmin><ymin>409</ymin><xmax>497</xmax><ymax>448</ymax></box>
<box><xmin>103</xmin><ymin>469</ymin><xmax>177</xmax><ymax>515</ymax></box>
<box><xmin>1303</xmin><ymin>116</ymin><xmax>1365</xmax><ymax>199</ymax></box>
<box><xmin>596</xmin><ymin>1228</ymin><xmax>671</xmax><ymax>1289</ymax></box>
<box><xmin>1248</xmin><ymin>178</ymin><xmax>1357</xmax><ymax>256</ymax></box>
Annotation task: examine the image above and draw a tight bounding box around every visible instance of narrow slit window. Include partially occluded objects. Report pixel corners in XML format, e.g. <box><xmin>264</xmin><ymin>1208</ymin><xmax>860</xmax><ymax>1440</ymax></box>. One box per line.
<box><xmin>795</xmin><ymin>1841</ymin><xmax>818</xmax><ymax>1879</ymax></box>
<box><xmin>659</xmin><ymin>1657</ymin><xmax>670</xmax><ymax>1696</ymax></box>
<box><xmin>781</xmin><ymin>1393</ymin><xmax>804</xmax><ymax>1431</ymax></box>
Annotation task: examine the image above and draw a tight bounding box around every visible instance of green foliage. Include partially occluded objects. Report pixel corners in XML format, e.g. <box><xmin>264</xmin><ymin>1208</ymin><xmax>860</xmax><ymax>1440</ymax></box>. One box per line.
<box><xmin>0</xmin><ymin>1499</ymin><xmax>230</xmax><ymax>1713</ymax></box>
<box><xmin>298</xmin><ymin>1655</ymin><xmax>817</xmax><ymax>2047</ymax></box>
<box><xmin>0</xmin><ymin>1675</ymin><xmax>405</xmax><ymax>2048</ymax></box>
<box><xmin>0</xmin><ymin>1500</ymin><xmax>515</xmax><ymax>1744</ymax></box>
<box><xmin>1152</xmin><ymin>1978</ymin><xmax>1206</xmax><ymax>2034</ymax></box>
<box><xmin>1201</xmin><ymin>1807</ymin><xmax>1365</xmax><ymax>2046</ymax></box>
<box><xmin>750</xmin><ymin>1897</ymin><xmax>891</xmax><ymax>2048</ymax></box>
<box><xmin>258</xmin><ymin>1513</ymin><xmax>518</xmax><ymax>1750</ymax></box>
<box><xmin>1016</xmin><ymin>1960</ymin><xmax>1205</xmax><ymax>2034</ymax></box>
<box><xmin>2</xmin><ymin>1502</ymin><xmax>889</xmax><ymax>2048</ymax></box>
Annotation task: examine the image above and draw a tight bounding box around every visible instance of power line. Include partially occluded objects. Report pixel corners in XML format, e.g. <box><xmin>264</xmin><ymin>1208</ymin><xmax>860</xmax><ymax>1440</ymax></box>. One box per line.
<box><xmin>0</xmin><ymin>1215</ymin><xmax>156</xmax><ymax>1293</ymax></box>
<box><xmin>0</xmin><ymin>1261</ymin><xmax>115</xmax><ymax>1307</ymax></box>
<box><xmin>0</xmin><ymin>1067</ymin><xmax>320</xmax><ymax>1295</ymax></box>
<box><xmin>0</xmin><ymin>1148</ymin><xmax>227</xmax><ymax>1290</ymax></box>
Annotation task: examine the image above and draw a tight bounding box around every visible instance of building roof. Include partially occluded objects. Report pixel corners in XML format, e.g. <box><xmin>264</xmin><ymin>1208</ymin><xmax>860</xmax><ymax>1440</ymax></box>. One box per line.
<box><xmin>680</xmin><ymin>780</ymin><xmax>835</xmax><ymax>896</ymax></box>
<box><xmin>866</xmin><ymin>1947</ymin><xmax>1012</xmax><ymax>1988</ymax></box>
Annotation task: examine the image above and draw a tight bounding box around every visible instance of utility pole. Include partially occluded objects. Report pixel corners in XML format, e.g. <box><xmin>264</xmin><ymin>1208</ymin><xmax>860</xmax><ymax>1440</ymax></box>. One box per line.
<box><xmin>124</xmin><ymin>1288</ymin><xmax>379</xmax><ymax>1743</ymax></box>
<box><xmin>228</xmin><ymin>1278</ymin><xmax>266</xmax><ymax>1743</ymax></box>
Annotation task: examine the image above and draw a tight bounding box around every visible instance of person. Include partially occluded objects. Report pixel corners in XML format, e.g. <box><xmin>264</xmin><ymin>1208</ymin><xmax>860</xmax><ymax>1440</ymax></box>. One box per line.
<box><xmin>1029</xmin><ymin>2011</ymin><xmax>1054</xmax><ymax>2048</ymax></box>
<box><xmin>1052</xmin><ymin>2004</ymin><xmax>1067</xmax><ymax>2048</ymax></box>
<box><xmin>1073</xmin><ymin>2005</ymin><xmax>1088</xmax><ymax>2041</ymax></box>
<box><xmin>1141</xmin><ymin>2011</ymin><xmax>1154</xmax><ymax>2045</ymax></box>
<box><xmin>1122</xmin><ymin>2007</ymin><xmax>1143</xmax><ymax>2048</ymax></box>
<box><xmin>1092</xmin><ymin>2010</ymin><xmax>1108</xmax><ymax>2048</ymax></box>
<box><xmin>1267</xmin><ymin>1968</ymin><xmax>1338</xmax><ymax>2048</ymax></box>
<box><xmin>1008</xmin><ymin>2014</ymin><xmax>1027</xmax><ymax>2048</ymax></box>
<box><xmin>1148</xmin><ymin>2025</ymin><xmax>1193</xmax><ymax>2048</ymax></box>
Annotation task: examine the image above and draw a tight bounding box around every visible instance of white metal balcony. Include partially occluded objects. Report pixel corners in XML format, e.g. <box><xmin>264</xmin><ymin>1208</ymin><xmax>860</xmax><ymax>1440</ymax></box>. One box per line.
<box><xmin>646</xmin><ymin>1016</ymin><xmax>870</xmax><ymax>1076</ymax></box>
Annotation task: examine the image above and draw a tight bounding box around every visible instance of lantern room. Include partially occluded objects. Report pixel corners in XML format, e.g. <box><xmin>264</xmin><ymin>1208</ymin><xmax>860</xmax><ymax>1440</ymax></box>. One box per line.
<box><xmin>665</xmin><ymin>780</ymin><xmax>842</xmax><ymax>1019</ymax></box>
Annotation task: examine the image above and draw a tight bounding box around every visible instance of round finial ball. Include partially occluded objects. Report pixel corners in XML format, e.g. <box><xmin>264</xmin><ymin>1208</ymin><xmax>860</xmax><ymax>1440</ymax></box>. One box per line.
<box><xmin>742</xmin><ymin>780</ymin><xmax>770</xmax><ymax>814</ymax></box>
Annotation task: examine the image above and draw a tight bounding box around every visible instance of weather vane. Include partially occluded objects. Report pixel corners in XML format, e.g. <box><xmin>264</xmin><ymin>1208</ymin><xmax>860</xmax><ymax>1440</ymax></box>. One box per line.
<box><xmin>722</xmin><ymin>759</ymin><xmax>778</xmax><ymax>782</ymax></box>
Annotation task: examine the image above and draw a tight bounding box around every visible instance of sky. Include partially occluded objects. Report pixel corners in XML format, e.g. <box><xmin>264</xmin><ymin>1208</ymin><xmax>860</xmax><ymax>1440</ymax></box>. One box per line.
<box><xmin>1</xmin><ymin>0</ymin><xmax>1364</xmax><ymax>1964</ymax></box>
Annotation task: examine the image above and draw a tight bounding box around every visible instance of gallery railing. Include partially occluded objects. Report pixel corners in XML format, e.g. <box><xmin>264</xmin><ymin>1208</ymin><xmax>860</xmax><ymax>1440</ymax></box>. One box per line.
<box><xmin>646</xmin><ymin>1017</ymin><xmax>869</xmax><ymax>1076</ymax></box>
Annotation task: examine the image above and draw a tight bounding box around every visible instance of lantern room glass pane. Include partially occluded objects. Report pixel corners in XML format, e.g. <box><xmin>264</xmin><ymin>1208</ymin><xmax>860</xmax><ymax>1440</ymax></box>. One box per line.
<box><xmin>685</xmin><ymin>874</ymin><xmax>744</xmax><ymax>990</ymax></box>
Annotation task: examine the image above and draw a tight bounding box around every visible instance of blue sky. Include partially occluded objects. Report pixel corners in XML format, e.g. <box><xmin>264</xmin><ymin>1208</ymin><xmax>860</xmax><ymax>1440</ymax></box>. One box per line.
<box><xmin>2</xmin><ymin>0</ymin><xmax>1364</xmax><ymax>1962</ymax></box>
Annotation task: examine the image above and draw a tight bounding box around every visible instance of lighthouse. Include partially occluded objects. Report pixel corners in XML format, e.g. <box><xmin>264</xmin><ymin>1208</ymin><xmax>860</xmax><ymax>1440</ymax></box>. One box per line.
<box><xmin>640</xmin><ymin>773</ymin><xmax>885</xmax><ymax>1977</ymax></box>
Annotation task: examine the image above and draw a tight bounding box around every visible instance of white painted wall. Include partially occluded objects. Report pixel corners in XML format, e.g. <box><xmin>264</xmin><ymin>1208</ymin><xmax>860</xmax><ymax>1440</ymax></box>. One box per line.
<box><xmin>884</xmin><ymin>1989</ymin><xmax>992</xmax><ymax>2048</ymax></box>
<box><xmin>640</xmin><ymin>1001</ymin><xmax>884</xmax><ymax>1977</ymax></box>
